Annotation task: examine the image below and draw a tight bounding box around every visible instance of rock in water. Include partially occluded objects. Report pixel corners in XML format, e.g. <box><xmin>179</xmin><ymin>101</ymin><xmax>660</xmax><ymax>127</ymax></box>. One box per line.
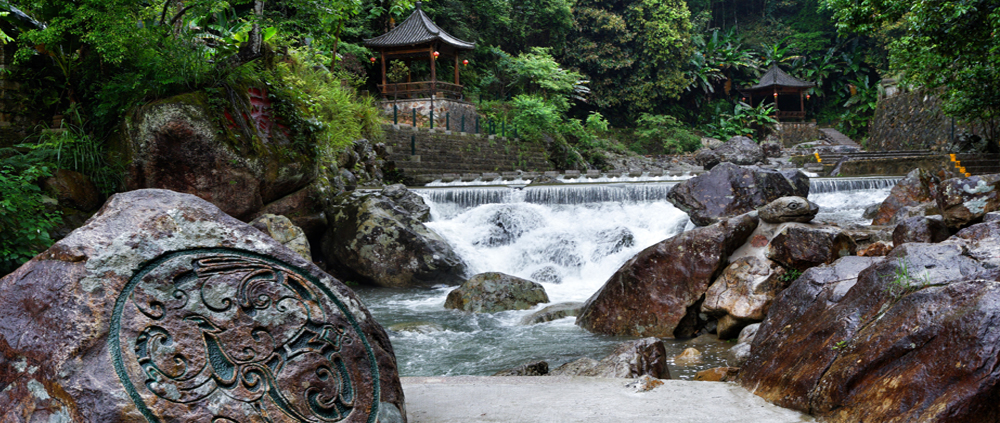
<box><xmin>550</xmin><ymin>338</ymin><xmax>671</xmax><ymax>379</ymax></box>
<box><xmin>444</xmin><ymin>272</ymin><xmax>549</xmax><ymax>313</ymax></box>
<box><xmin>520</xmin><ymin>302</ymin><xmax>584</xmax><ymax>325</ymax></box>
<box><xmin>667</xmin><ymin>163</ymin><xmax>809</xmax><ymax>226</ymax></box>
<box><xmin>757</xmin><ymin>196</ymin><xmax>819</xmax><ymax>223</ymax></box>
<box><xmin>871</xmin><ymin>168</ymin><xmax>939</xmax><ymax>225</ymax></box>
<box><xmin>713</xmin><ymin>136</ymin><xmax>765</xmax><ymax>165</ymax></box>
<box><xmin>739</xmin><ymin>223</ymin><xmax>1000</xmax><ymax>421</ymax></box>
<box><xmin>576</xmin><ymin>214</ymin><xmax>758</xmax><ymax>337</ymax></box>
<box><xmin>0</xmin><ymin>189</ymin><xmax>404</xmax><ymax>422</ymax></box>
<box><xmin>323</xmin><ymin>190</ymin><xmax>467</xmax><ymax>288</ymax></box>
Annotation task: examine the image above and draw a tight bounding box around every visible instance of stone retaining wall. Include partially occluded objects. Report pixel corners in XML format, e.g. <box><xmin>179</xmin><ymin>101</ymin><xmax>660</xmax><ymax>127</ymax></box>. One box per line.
<box><xmin>868</xmin><ymin>89</ymin><xmax>988</xmax><ymax>152</ymax></box>
<box><xmin>383</xmin><ymin>124</ymin><xmax>553</xmax><ymax>183</ymax></box>
<box><xmin>776</xmin><ymin>122</ymin><xmax>823</xmax><ymax>147</ymax></box>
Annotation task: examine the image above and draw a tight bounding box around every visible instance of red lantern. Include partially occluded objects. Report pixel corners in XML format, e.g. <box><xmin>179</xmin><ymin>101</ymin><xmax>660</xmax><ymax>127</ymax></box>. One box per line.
<box><xmin>806</xmin><ymin>94</ymin><xmax>811</xmax><ymax>100</ymax></box>
<box><xmin>370</xmin><ymin>57</ymin><xmax>376</xmax><ymax>63</ymax></box>
<box><xmin>773</xmin><ymin>91</ymin><xmax>778</xmax><ymax>98</ymax></box>
<box><xmin>462</xmin><ymin>59</ymin><xmax>469</xmax><ymax>66</ymax></box>
<box><xmin>433</xmin><ymin>51</ymin><xmax>440</xmax><ymax>59</ymax></box>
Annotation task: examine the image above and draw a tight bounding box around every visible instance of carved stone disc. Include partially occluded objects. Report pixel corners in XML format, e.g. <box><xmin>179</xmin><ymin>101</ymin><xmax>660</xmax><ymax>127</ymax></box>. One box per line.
<box><xmin>110</xmin><ymin>248</ymin><xmax>380</xmax><ymax>422</ymax></box>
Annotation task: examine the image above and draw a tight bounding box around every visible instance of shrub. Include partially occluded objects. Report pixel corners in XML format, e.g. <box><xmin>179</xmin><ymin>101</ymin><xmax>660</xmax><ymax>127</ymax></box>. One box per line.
<box><xmin>0</xmin><ymin>161</ymin><xmax>61</xmax><ymax>275</ymax></box>
<box><xmin>634</xmin><ymin>113</ymin><xmax>702</xmax><ymax>154</ymax></box>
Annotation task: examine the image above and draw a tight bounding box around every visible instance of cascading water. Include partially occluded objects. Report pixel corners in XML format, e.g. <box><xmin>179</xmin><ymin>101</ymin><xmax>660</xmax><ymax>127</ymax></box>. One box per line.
<box><xmin>354</xmin><ymin>177</ymin><xmax>899</xmax><ymax>378</ymax></box>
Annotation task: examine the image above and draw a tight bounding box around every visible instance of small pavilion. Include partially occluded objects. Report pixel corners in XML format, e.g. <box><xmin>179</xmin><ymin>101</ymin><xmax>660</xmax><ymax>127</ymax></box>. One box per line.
<box><xmin>738</xmin><ymin>65</ymin><xmax>815</xmax><ymax>121</ymax></box>
<box><xmin>364</xmin><ymin>2</ymin><xmax>475</xmax><ymax>100</ymax></box>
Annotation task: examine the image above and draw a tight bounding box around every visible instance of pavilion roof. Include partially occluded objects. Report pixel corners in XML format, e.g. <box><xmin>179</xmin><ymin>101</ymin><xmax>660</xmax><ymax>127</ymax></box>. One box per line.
<box><xmin>364</xmin><ymin>2</ymin><xmax>475</xmax><ymax>50</ymax></box>
<box><xmin>746</xmin><ymin>65</ymin><xmax>815</xmax><ymax>90</ymax></box>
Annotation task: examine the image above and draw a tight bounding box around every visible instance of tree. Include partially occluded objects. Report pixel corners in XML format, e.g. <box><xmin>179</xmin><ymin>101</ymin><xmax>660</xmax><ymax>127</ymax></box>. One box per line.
<box><xmin>820</xmin><ymin>0</ymin><xmax>1000</xmax><ymax>142</ymax></box>
<box><xmin>560</xmin><ymin>0</ymin><xmax>693</xmax><ymax>124</ymax></box>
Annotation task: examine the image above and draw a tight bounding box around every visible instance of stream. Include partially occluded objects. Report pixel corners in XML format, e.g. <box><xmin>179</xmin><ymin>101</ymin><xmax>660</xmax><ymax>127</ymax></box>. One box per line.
<box><xmin>354</xmin><ymin>176</ymin><xmax>900</xmax><ymax>379</ymax></box>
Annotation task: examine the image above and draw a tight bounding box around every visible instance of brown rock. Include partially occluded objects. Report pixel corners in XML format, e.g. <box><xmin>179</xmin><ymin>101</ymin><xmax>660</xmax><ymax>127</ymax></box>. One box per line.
<box><xmin>254</xmin><ymin>184</ymin><xmax>328</xmax><ymax>241</ymax></box>
<box><xmin>549</xmin><ymin>338</ymin><xmax>671</xmax><ymax>379</ymax></box>
<box><xmin>322</xmin><ymin>190</ymin><xmax>466</xmax><ymax>288</ymax></box>
<box><xmin>739</xmin><ymin>233</ymin><xmax>1000</xmax><ymax>422</ymax></box>
<box><xmin>444</xmin><ymin>272</ymin><xmax>549</xmax><ymax>313</ymax></box>
<box><xmin>892</xmin><ymin>215</ymin><xmax>952</xmax><ymax>246</ymax></box>
<box><xmin>42</xmin><ymin>169</ymin><xmax>102</xmax><ymax>211</ymax></box>
<box><xmin>694</xmin><ymin>367</ymin><xmax>740</xmax><ymax>382</ymax></box>
<box><xmin>673</xmin><ymin>347</ymin><xmax>703</xmax><ymax>365</ymax></box>
<box><xmin>667</xmin><ymin>163</ymin><xmax>809</xmax><ymax>226</ymax></box>
<box><xmin>936</xmin><ymin>174</ymin><xmax>1000</xmax><ymax>229</ymax></box>
<box><xmin>766</xmin><ymin>225</ymin><xmax>857</xmax><ymax>271</ymax></box>
<box><xmin>702</xmin><ymin>256</ymin><xmax>792</xmax><ymax>339</ymax></box>
<box><xmin>872</xmin><ymin>168</ymin><xmax>940</xmax><ymax>225</ymax></box>
<box><xmin>857</xmin><ymin>241</ymin><xmax>893</xmax><ymax>257</ymax></box>
<box><xmin>0</xmin><ymin>189</ymin><xmax>404</xmax><ymax>422</ymax></box>
<box><xmin>125</xmin><ymin>92</ymin><xmax>317</xmax><ymax>220</ymax></box>
<box><xmin>576</xmin><ymin>214</ymin><xmax>758</xmax><ymax>337</ymax></box>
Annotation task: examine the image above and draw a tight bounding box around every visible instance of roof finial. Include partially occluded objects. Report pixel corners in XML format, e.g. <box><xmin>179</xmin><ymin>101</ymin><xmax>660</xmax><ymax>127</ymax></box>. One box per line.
<box><xmin>415</xmin><ymin>1</ymin><xmax>422</xmax><ymax>10</ymax></box>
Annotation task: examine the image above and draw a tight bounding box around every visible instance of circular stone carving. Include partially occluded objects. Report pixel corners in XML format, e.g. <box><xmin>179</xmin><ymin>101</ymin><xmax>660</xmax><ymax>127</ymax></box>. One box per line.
<box><xmin>110</xmin><ymin>248</ymin><xmax>380</xmax><ymax>422</ymax></box>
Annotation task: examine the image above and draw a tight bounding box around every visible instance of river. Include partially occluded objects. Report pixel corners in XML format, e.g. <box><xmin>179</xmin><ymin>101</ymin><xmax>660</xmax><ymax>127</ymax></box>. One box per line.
<box><xmin>354</xmin><ymin>176</ymin><xmax>900</xmax><ymax>379</ymax></box>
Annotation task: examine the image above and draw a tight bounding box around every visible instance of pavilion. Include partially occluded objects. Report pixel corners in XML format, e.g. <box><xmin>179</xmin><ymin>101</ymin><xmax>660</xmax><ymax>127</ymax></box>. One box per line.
<box><xmin>364</xmin><ymin>2</ymin><xmax>475</xmax><ymax>100</ymax></box>
<box><xmin>738</xmin><ymin>65</ymin><xmax>815</xmax><ymax>121</ymax></box>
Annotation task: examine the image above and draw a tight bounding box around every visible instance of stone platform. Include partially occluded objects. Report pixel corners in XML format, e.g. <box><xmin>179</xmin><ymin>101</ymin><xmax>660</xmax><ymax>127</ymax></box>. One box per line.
<box><xmin>401</xmin><ymin>376</ymin><xmax>814</xmax><ymax>422</ymax></box>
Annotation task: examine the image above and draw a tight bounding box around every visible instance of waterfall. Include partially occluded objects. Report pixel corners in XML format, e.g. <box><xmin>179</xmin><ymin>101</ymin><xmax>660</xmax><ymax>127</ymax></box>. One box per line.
<box><xmin>358</xmin><ymin>177</ymin><xmax>899</xmax><ymax>377</ymax></box>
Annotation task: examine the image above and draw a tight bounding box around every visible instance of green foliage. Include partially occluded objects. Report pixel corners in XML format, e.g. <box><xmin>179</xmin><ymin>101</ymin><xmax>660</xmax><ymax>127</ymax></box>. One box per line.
<box><xmin>703</xmin><ymin>101</ymin><xmax>777</xmax><ymax>141</ymax></box>
<box><xmin>560</xmin><ymin>0</ymin><xmax>693</xmax><ymax>124</ymax></box>
<box><xmin>268</xmin><ymin>48</ymin><xmax>383</xmax><ymax>154</ymax></box>
<box><xmin>633</xmin><ymin>113</ymin><xmax>701</xmax><ymax>155</ymax></box>
<box><xmin>820</xmin><ymin>0</ymin><xmax>1000</xmax><ymax>142</ymax></box>
<box><xmin>886</xmin><ymin>258</ymin><xmax>931</xmax><ymax>299</ymax></box>
<box><xmin>510</xmin><ymin>94</ymin><xmax>562</xmax><ymax>139</ymax></box>
<box><xmin>0</xmin><ymin>158</ymin><xmax>61</xmax><ymax>276</ymax></box>
<box><xmin>780</xmin><ymin>267</ymin><xmax>803</xmax><ymax>283</ymax></box>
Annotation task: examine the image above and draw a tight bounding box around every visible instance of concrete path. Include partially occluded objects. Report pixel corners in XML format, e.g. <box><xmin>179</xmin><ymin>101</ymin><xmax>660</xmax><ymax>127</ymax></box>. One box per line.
<box><xmin>820</xmin><ymin>127</ymin><xmax>861</xmax><ymax>148</ymax></box>
<box><xmin>401</xmin><ymin>376</ymin><xmax>815</xmax><ymax>422</ymax></box>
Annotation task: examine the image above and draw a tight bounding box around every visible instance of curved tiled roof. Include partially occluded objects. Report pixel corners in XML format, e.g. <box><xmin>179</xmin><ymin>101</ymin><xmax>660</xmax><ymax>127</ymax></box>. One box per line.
<box><xmin>364</xmin><ymin>2</ymin><xmax>475</xmax><ymax>50</ymax></box>
<box><xmin>748</xmin><ymin>65</ymin><xmax>815</xmax><ymax>89</ymax></box>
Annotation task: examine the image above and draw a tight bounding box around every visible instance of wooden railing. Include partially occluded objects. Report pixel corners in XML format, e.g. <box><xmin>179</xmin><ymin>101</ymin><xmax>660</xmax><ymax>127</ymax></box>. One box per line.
<box><xmin>378</xmin><ymin>81</ymin><xmax>464</xmax><ymax>100</ymax></box>
<box><xmin>775</xmin><ymin>110</ymin><xmax>807</xmax><ymax>120</ymax></box>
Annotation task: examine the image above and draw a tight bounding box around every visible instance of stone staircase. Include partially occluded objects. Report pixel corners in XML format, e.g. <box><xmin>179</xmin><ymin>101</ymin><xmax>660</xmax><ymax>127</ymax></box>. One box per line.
<box><xmin>819</xmin><ymin>127</ymin><xmax>861</xmax><ymax>148</ymax></box>
<box><xmin>952</xmin><ymin>154</ymin><xmax>1000</xmax><ymax>176</ymax></box>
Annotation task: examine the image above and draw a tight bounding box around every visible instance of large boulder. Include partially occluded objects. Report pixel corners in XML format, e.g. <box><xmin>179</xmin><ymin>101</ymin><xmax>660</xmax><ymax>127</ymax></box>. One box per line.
<box><xmin>871</xmin><ymin>168</ymin><xmax>939</xmax><ymax>225</ymax></box>
<box><xmin>42</xmin><ymin>169</ymin><xmax>102</xmax><ymax>211</ymax></box>
<box><xmin>0</xmin><ymin>189</ymin><xmax>404</xmax><ymax>422</ymax></box>
<box><xmin>549</xmin><ymin>338</ymin><xmax>671</xmax><ymax>379</ymax></box>
<box><xmin>694</xmin><ymin>148</ymin><xmax>721</xmax><ymax>170</ymax></box>
<box><xmin>667</xmin><ymin>163</ymin><xmax>809</xmax><ymax>226</ymax></box>
<box><xmin>714</xmin><ymin>136</ymin><xmax>765</xmax><ymax>165</ymax></box>
<box><xmin>322</xmin><ymin>190</ymin><xmax>467</xmax><ymax>288</ymax></box>
<box><xmin>739</xmin><ymin>225</ymin><xmax>1000</xmax><ymax>422</ymax></box>
<box><xmin>701</xmin><ymin>256</ymin><xmax>793</xmax><ymax>339</ymax></box>
<box><xmin>124</xmin><ymin>92</ymin><xmax>317</xmax><ymax>220</ymax></box>
<box><xmin>766</xmin><ymin>224</ymin><xmax>857</xmax><ymax>271</ymax></box>
<box><xmin>892</xmin><ymin>215</ymin><xmax>951</xmax><ymax>246</ymax></box>
<box><xmin>936</xmin><ymin>174</ymin><xmax>1000</xmax><ymax>229</ymax></box>
<box><xmin>444</xmin><ymin>272</ymin><xmax>549</xmax><ymax>313</ymax></box>
<box><xmin>382</xmin><ymin>184</ymin><xmax>431</xmax><ymax>222</ymax></box>
<box><xmin>576</xmin><ymin>214</ymin><xmax>758</xmax><ymax>338</ymax></box>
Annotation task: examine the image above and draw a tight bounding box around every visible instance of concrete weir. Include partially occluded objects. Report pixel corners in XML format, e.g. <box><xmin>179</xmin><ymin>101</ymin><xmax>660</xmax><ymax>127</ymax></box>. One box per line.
<box><xmin>401</xmin><ymin>376</ymin><xmax>815</xmax><ymax>422</ymax></box>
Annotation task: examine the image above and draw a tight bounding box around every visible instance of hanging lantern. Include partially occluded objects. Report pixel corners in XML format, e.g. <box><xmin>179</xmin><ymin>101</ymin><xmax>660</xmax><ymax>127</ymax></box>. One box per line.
<box><xmin>806</xmin><ymin>94</ymin><xmax>811</xmax><ymax>100</ymax></box>
<box><xmin>463</xmin><ymin>59</ymin><xmax>469</xmax><ymax>66</ymax></box>
<box><xmin>370</xmin><ymin>57</ymin><xmax>376</xmax><ymax>63</ymax></box>
<box><xmin>773</xmin><ymin>91</ymin><xmax>778</xmax><ymax>98</ymax></box>
<box><xmin>433</xmin><ymin>51</ymin><xmax>440</xmax><ymax>59</ymax></box>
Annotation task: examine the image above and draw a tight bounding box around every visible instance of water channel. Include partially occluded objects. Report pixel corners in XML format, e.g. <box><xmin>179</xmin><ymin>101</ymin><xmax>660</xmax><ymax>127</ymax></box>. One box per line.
<box><xmin>354</xmin><ymin>176</ymin><xmax>901</xmax><ymax>379</ymax></box>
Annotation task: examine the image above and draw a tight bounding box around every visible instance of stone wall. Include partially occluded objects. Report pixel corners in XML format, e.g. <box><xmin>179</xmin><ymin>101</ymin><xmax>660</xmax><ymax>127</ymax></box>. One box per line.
<box><xmin>0</xmin><ymin>45</ymin><xmax>39</xmax><ymax>146</ymax></box>
<box><xmin>776</xmin><ymin>122</ymin><xmax>823</xmax><ymax>147</ymax></box>
<box><xmin>380</xmin><ymin>98</ymin><xmax>479</xmax><ymax>132</ymax></box>
<box><xmin>382</xmin><ymin>124</ymin><xmax>553</xmax><ymax>182</ymax></box>
<box><xmin>868</xmin><ymin>89</ymin><xmax>988</xmax><ymax>152</ymax></box>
